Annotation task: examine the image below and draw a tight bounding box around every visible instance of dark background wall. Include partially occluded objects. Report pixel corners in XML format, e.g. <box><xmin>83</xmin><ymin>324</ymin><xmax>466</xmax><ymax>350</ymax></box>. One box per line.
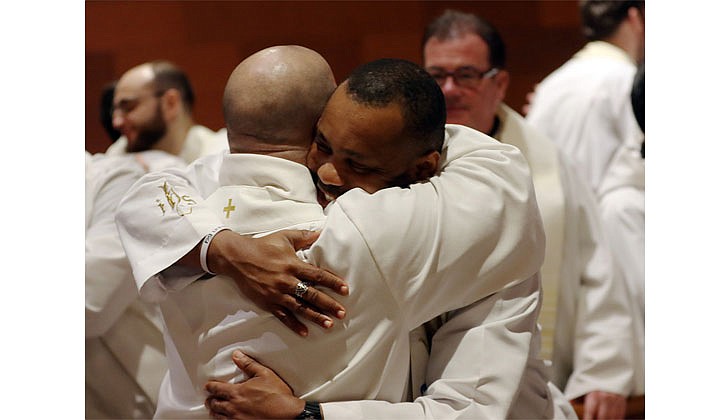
<box><xmin>86</xmin><ymin>0</ymin><xmax>583</xmax><ymax>153</ymax></box>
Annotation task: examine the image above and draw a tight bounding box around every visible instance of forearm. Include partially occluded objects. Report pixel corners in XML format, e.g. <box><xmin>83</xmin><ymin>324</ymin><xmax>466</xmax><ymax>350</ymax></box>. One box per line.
<box><xmin>115</xmin><ymin>158</ymin><xmax>224</xmax><ymax>295</ymax></box>
<box><xmin>332</xmin><ymin>125</ymin><xmax>546</xmax><ymax>326</ymax></box>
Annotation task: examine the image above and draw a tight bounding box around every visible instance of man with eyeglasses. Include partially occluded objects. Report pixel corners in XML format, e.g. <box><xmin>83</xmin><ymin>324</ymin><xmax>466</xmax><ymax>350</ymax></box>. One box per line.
<box><xmin>420</xmin><ymin>9</ymin><xmax>638</xmax><ymax>420</ymax></box>
<box><xmin>86</xmin><ymin>60</ymin><xmax>228</xmax><ymax>418</ymax></box>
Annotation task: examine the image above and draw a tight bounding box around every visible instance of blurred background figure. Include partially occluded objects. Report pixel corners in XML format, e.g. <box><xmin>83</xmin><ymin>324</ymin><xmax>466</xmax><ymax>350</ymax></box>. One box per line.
<box><xmin>422</xmin><ymin>9</ymin><xmax>638</xmax><ymax>419</ymax></box>
<box><xmin>526</xmin><ymin>0</ymin><xmax>644</xmax><ymax>193</ymax></box>
<box><xmin>86</xmin><ymin>60</ymin><xmax>227</xmax><ymax>418</ymax></box>
<box><xmin>597</xmin><ymin>62</ymin><xmax>645</xmax><ymax>418</ymax></box>
<box><xmin>106</xmin><ymin>60</ymin><xmax>228</xmax><ymax>167</ymax></box>
<box><xmin>526</xmin><ymin>2</ymin><xmax>646</xmax><ymax>416</ymax></box>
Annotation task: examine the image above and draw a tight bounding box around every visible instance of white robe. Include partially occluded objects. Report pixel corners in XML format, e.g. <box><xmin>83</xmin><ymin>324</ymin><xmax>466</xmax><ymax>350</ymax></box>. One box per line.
<box><xmin>106</xmin><ymin>124</ymin><xmax>229</xmax><ymax>165</ymax></box>
<box><xmin>496</xmin><ymin>104</ymin><xmax>636</xmax><ymax>399</ymax></box>
<box><xmin>85</xmin><ymin>150</ymin><xmax>185</xmax><ymax>419</ymax></box>
<box><xmin>526</xmin><ymin>41</ymin><xmax>642</xmax><ymax>194</ymax></box>
<box><xmin>320</xmin><ymin>110</ymin><xmax>586</xmax><ymax>420</ymax></box>
<box><xmin>598</xmin><ymin>140</ymin><xmax>645</xmax><ymax>395</ymax></box>
<box><xmin>115</xmin><ymin>125</ymin><xmax>547</xmax><ymax>419</ymax></box>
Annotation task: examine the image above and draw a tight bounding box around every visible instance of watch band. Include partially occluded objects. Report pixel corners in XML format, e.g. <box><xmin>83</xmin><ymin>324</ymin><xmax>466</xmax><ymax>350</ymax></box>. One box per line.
<box><xmin>295</xmin><ymin>401</ymin><xmax>322</xmax><ymax>420</ymax></box>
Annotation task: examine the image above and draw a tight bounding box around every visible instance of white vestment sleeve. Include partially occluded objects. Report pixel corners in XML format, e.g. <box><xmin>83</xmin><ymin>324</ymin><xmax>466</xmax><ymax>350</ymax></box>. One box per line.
<box><xmin>329</xmin><ymin>125</ymin><xmax>545</xmax><ymax>327</ymax></box>
<box><xmin>116</xmin><ymin>152</ymin><xmax>227</xmax><ymax>301</ymax></box>
<box><xmin>572</xmin><ymin>93</ymin><xmax>625</xmax><ymax>192</ymax></box>
<box><xmin>599</xmin><ymin>188</ymin><xmax>645</xmax><ymax>395</ymax></box>
<box><xmin>86</xmin><ymin>162</ymin><xmax>146</xmax><ymax>338</ymax></box>
<box><xmin>563</xmin><ymin>162</ymin><xmax>634</xmax><ymax>398</ymax></box>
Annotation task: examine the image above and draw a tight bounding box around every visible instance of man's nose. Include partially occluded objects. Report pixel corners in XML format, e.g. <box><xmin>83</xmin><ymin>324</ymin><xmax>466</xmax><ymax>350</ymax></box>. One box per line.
<box><xmin>317</xmin><ymin>162</ymin><xmax>343</xmax><ymax>187</ymax></box>
<box><xmin>440</xmin><ymin>76</ymin><xmax>460</xmax><ymax>96</ymax></box>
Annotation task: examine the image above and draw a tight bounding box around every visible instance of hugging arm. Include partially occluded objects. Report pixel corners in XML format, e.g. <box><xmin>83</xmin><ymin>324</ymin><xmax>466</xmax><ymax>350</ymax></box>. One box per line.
<box><xmin>204</xmin><ymin>277</ymin><xmax>543</xmax><ymax>420</ymax></box>
<box><xmin>115</xmin><ymin>153</ymin><xmax>348</xmax><ymax>334</ymax></box>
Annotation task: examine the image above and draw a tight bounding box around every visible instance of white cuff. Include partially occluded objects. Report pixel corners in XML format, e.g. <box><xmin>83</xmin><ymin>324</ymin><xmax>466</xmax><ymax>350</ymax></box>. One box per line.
<box><xmin>200</xmin><ymin>226</ymin><xmax>231</xmax><ymax>275</ymax></box>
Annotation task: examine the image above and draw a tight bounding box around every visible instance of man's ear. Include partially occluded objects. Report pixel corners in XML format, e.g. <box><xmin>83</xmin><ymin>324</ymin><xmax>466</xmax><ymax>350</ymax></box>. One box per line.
<box><xmin>160</xmin><ymin>88</ymin><xmax>182</xmax><ymax>121</ymax></box>
<box><xmin>494</xmin><ymin>70</ymin><xmax>510</xmax><ymax>103</ymax></box>
<box><xmin>627</xmin><ymin>6</ymin><xmax>645</xmax><ymax>34</ymax></box>
<box><xmin>408</xmin><ymin>150</ymin><xmax>441</xmax><ymax>182</ymax></box>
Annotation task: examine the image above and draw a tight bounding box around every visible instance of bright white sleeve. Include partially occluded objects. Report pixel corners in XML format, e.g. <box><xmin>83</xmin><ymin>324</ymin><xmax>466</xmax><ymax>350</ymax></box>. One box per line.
<box><xmin>86</xmin><ymin>161</ymin><xmax>146</xmax><ymax>337</ymax></box>
<box><xmin>115</xmin><ymin>152</ymin><xmax>226</xmax><ymax>302</ymax></box>
<box><xmin>331</xmin><ymin>124</ymin><xmax>546</xmax><ymax>327</ymax></box>
<box><xmin>562</xmin><ymin>162</ymin><xmax>635</xmax><ymax>399</ymax></box>
<box><xmin>599</xmin><ymin>188</ymin><xmax>644</xmax><ymax>328</ymax></box>
<box><xmin>573</xmin><ymin>92</ymin><xmax>627</xmax><ymax>192</ymax></box>
<box><xmin>599</xmin><ymin>187</ymin><xmax>645</xmax><ymax>395</ymax></box>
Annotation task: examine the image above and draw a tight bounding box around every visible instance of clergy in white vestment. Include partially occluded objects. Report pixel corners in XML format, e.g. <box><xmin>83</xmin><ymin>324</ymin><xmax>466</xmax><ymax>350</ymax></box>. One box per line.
<box><xmin>525</xmin><ymin>2</ymin><xmax>646</xmax><ymax>408</ymax></box>
<box><xmin>106</xmin><ymin>60</ymin><xmax>228</xmax><ymax>166</ymax></box>
<box><xmin>420</xmin><ymin>9</ymin><xmax>641</xmax><ymax>419</ymax></box>
<box><xmin>86</xmin><ymin>150</ymin><xmax>185</xmax><ymax>419</ymax></box>
<box><xmin>86</xmin><ymin>60</ymin><xmax>227</xmax><ymax>419</ymax></box>
<box><xmin>525</xmin><ymin>1</ymin><xmax>645</xmax><ymax>195</ymax></box>
<box><xmin>117</xmin><ymin>50</ymin><xmax>550</xmax><ymax>419</ymax></box>
<box><xmin>595</xmin><ymin>63</ymin><xmax>646</xmax><ymax>398</ymax></box>
<box><xmin>598</xmin><ymin>140</ymin><xmax>645</xmax><ymax>389</ymax></box>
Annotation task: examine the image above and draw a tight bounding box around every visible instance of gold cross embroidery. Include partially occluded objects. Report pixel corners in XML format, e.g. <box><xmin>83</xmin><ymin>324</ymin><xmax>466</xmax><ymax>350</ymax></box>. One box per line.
<box><xmin>223</xmin><ymin>198</ymin><xmax>236</xmax><ymax>218</ymax></box>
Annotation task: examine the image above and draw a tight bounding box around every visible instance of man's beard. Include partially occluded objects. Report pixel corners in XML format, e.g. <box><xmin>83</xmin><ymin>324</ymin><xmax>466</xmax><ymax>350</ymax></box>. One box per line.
<box><xmin>127</xmin><ymin>106</ymin><xmax>167</xmax><ymax>153</ymax></box>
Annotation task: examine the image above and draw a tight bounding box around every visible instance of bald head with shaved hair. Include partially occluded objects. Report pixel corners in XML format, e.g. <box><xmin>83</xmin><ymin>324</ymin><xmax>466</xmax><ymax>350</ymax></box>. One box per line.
<box><xmin>222</xmin><ymin>45</ymin><xmax>336</xmax><ymax>163</ymax></box>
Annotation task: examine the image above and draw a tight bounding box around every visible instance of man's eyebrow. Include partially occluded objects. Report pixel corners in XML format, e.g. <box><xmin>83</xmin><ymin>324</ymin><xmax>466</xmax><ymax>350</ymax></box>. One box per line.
<box><xmin>341</xmin><ymin>148</ymin><xmax>365</xmax><ymax>159</ymax></box>
<box><xmin>113</xmin><ymin>96</ymin><xmax>135</xmax><ymax>107</ymax></box>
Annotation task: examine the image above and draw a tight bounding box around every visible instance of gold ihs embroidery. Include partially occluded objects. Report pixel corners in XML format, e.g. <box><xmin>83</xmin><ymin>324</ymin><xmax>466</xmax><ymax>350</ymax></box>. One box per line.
<box><xmin>155</xmin><ymin>199</ymin><xmax>166</xmax><ymax>215</ymax></box>
<box><xmin>158</xmin><ymin>181</ymin><xmax>197</xmax><ymax>216</ymax></box>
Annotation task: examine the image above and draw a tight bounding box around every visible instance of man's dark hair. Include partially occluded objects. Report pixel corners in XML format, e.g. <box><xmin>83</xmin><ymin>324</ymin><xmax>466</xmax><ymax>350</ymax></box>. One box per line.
<box><xmin>631</xmin><ymin>63</ymin><xmax>644</xmax><ymax>133</ymax></box>
<box><xmin>422</xmin><ymin>9</ymin><xmax>506</xmax><ymax>69</ymax></box>
<box><xmin>345</xmin><ymin>58</ymin><xmax>446</xmax><ymax>153</ymax></box>
<box><xmin>149</xmin><ymin>60</ymin><xmax>196</xmax><ymax>112</ymax></box>
<box><xmin>99</xmin><ymin>80</ymin><xmax>121</xmax><ymax>142</ymax></box>
<box><xmin>580</xmin><ymin>0</ymin><xmax>645</xmax><ymax>41</ymax></box>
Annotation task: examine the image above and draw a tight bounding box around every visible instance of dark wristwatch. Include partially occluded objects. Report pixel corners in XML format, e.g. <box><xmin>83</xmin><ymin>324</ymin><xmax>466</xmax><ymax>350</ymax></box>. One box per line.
<box><xmin>295</xmin><ymin>401</ymin><xmax>322</xmax><ymax>420</ymax></box>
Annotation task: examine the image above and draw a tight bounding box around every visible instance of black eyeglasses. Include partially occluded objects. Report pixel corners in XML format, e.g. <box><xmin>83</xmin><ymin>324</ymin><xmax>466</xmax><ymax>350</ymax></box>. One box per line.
<box><xmin>426</xmin><ymin>66</ymin><xmax>499</xmax><ymax>89</ymax></box>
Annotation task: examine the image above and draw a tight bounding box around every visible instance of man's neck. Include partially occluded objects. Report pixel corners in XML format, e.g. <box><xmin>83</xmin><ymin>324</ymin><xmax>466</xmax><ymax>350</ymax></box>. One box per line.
<box><xmin>605</xmin><ymin>20</ymin><xmax>643</xmax><ymax>64</ymax></box>
<box><xmin>474</xmin><ymin>115</ymin><xmax>501</xmax><ymax>140</ymax></box>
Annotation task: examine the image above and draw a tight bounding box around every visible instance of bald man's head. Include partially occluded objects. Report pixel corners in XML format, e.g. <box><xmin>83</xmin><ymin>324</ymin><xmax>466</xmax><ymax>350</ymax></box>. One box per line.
<box><xmin>223</xmin><ymin>45</ymin><xmax>336</xmax><ymax>154</ymax></box>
